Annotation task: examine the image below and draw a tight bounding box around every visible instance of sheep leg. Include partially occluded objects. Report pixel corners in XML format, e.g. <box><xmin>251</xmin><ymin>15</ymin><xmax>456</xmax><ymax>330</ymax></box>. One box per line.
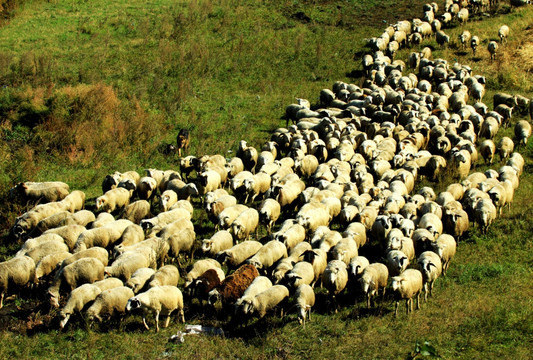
<box><xmin>0</xmin><ymin>293</ymin><xmax>3</xmax><ymax>309</ymax></box>
<box><xmin>142</xmin><ymin>316</ymin><xmax>150</xmax><ymax>330</ymax></box>
<box><xmin>178</xmin><ymin>309</ymin><xmax>185</xmax><ymax>323</ymax></box>
<box><xmin>155</xmin><ymin>311</ymin><xmax>160</xmax><ymax>333</ymax></box>
<box><xmin>394</xmin><ymin>300</ymin><xmax>399</xmax><ymax>317</ymax></box>
<box><xmin>416</xmin><ymin>293</ymin><xmax>421</xmax><ymax>310</ymax></box>
<box><xmin>163</xmin><ymin>312</ymin><xmax>171</xmax><ymax>328</ymax></box>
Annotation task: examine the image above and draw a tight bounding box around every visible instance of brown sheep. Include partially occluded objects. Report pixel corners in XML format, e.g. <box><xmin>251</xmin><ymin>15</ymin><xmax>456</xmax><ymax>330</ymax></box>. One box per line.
<box><xmin>207</xmin><ymin>264</ymin><xmax>259</xmax><ymax>308</ymax></box>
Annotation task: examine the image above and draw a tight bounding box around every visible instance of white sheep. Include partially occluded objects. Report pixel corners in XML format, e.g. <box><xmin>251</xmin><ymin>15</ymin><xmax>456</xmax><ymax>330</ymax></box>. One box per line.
<box><xmin>514</xmin><ymin>120</ymin><xmax>531</xmax><ymax>148</ymax></box>
<box><xmin>0</xmin><ymin>255</ymin><xmax>35</xmax><ymax>309</ymax></box>
<box><xmin>126</xmin><ymin>285</ymin><xmax>184</xmax><ymax>332</ymax></box>
<box><xmin>235</xmin><ymin>276</ymin><xmax>273</xmax><ymax>315</ymax></box>
<box><xmin>10</xmin><ymin>181</ymin><xmax>70</xmax><ymax>204</ymax></box>
<box><xmin>417</xmin><ymin>251</ymin><xmax>442</xmax><ymax>301</ymax></box>
<box><xmin>285</xmin><ymin>261</ymin><xmax>315</xmax><ymax>289</ymax></box>
<box><xmin>96</xmin><ymin>187</ymin><xmax>131</xmax><ymax>213</ymax></box>
<box><xmin>184</xmin><ymin>259</ymin><xmax>222</xmax><ymax>287</ymax></box>
<box><xmin>232</xmin><ymin>208</ymin><xmax>259</xmax><ymax>242</ymax></box>
<box><xmin>21</xmin><ymin>238</ymin><xmax>70</xmax><ymax>263</ymax></box>
<box><xmin>140</xmin><ymin>207</ymin><xmax>191</xmax><ymax>232</ymax></box>
<box><xmin>488</xmin><ymin>41</ymin><xmax>498</xmax><ymax>61</ymax></box>
<box><xmin>330</xmin><ymin>238</ymin><xmax>358</xmax><ymax>265</ymax></box>
<box><xmin>48</xmin><ymin>257</ymin><xmax>105</xmax><ymax>308</ymax></box>
<box><xmin>59</xmin><ymin>247</ymin><xmax>109</xmax><ymax>272</ymax></box>
<box><xmin>274</xmin><ymin>223</ymin><xmax>306</xmax><ymax>251</ymax></box>
<box><xmin>33</xmin><ymin>251</ymin><xmax>71</xmax><ymax>283</ymax></box>
<box><xmin>217</xmin><ymin>204</ymin><xmax>249</xmax><ymax>231</ymax></box>
<box><xmin>431</xmin><ymin>234</ymin><xmax>457</xmax><ymax>275</ymax></box>
<box><xmin>348</xmin><ymin>256</ymin><xmax>369</xmax><ymax>279</ymax></box>
<box><xmin>216</xmin><ymin>241</ymin><xmax>263</xmax><ymax>268</ymax></box>
<box><xmin>498</xmin><ymin>25</ymin><xmax>509</xmax><ymax>43</ymax></box>
<box><xmin>125</xmin><ymin>267</ymin><xmax>156</xmax><ymax>294</ymax></box>
<box><xmin>391</xmin><ymin>269</ymin><xmax>423</xmax><ymax>316</ymax></box>
<box><xmin>137</xmin><ymin>177</ymin><xmax>158</xmax><ymax>200</ymax></box>
<box><xmin>104</xmin><ymin>248</ymin><xmax>157</xmax><ymax>281</ymax></box>
<box><xmin>73</xmin><ymin>219</ymin><xmax>133</xmax><ymax>252</ymax></box>
<box><xmin>359</xmin><ymin>263</ymin><xmax>389</xmax><ymax>308</ymax></box>
<box><xmin>242</xmin><ymin>284</ymin><xmax>289</xmax><ymax>319</ymax></box>
<box><xmin>202</xmin><ymin>230</ymin><xmax>233</xmax><ymax>257</ymax></box>
<box><xmin>86</xmin><ymin>286</ymin><xmax>134</xmax><ymax>323</ymax></box>
<box><xmin>293</xmin><ymin>284</ymin><xmax>315</xmax><ymax>328</ymax></box>
<box><xmin>322</xmin><ymin>260</ymin><xmax>348</xmax><ymax>313</ymax></box>
<box><xmin>247</xmin><ymin>240</ymin><xmax>288</xmax><ymax>271</ymax></box>
<box><xmin>258</xmin><ymin>199</ymin><xmax>281</xmax><ymax>234</ymax></box>
<box><xmin>386</xmin><ymin>250</ymin><xmax>409</xmax><ymax>276</ymax></box>
<box><xmin>147</xmin><ymin>265</ymin><xmax>179</xmax><ymax>288</ymax></box>
<box><xmin>473</xmin><ymin>197</ymin><xmax>497</xmax><ymax>234</ymax></box>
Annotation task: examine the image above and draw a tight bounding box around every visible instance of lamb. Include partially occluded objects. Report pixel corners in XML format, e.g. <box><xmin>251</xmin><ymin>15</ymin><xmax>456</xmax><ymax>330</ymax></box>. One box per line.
<box><xmin>33</xmin><ymin>251</ymin><xmax>71</xmax><ymax>283</ymax></box>
<box><xmin>9</xmin><ymin>181</ymin><xmax>70</xmax><ymax>205</ymax></box>
<box><xmin>202</xmin><ymin>230</ymin><xmax>233</xmax><ymax>257</ymax></box>
<box><xmin>498</xmin><ymin>25</ymin><xmax>509</xmax><ymax>44</ymax></box>
<box><xmin>359</xmin><ymin>263</ymin><xmax>389</xmax><ymax>308</ymax></box>
<box><xmin>285</xmin><ymin>261</ymin><xmax>315</xmax><ymax>289</ymax></box>
<box><xmin>73</xmin><ymin>219</ymin><xmax>134</xmax><ymax>252</ymax></box>
<box><xmin>208</xmin><ymin>264</ymin><xmax>259</xmax><ymax>308</ymax></box>
<box><xmin>48</xmin><ymin>257</ymin><xmax>105</xmax><ymax>308</ymax></box>
<box><xmin>232</xmin><ymin>208</ymin><xmax>260</xmax><ymax>242</ymax></box>
<box><xmin>225</xmin><ymin>157</ymin><xmax>245</xmax><ymax>178</ymax></box>
<box><xmin>459</xmin><ymin>30</ymin><xmax>471</xmax><ymax>50</ymax></box>
<box><xmin>258</xmin><ymin>199</ymin><xmax>281</xmax><ymax>234</ymax></box>
<box><xmin>391</xmin><ymin>269</ymin><xmax>423</xmax><ymax>316</ymax></box>
<box><xmin>435</xmin><ymin>30</ymin><xmax>450</xmax><ymax>47</ymax></box>
<box><xmin>0</xmin><ymin>255</ymin><xmax>35</xmax><ymax>309</ymax></box>
<box><xmin>159</xmin><ymin>190</ymin><xmax>178</xmax><ymax>212</ymax></box>
<box><xmin>95</xmin><ymin>187</ymin><xmax>131</xmax><ymax>213</ymax></box>
<box><xmin>216</xmin><ymin>241</ymin><xmax>263</xmax><ymax>268</ymax></box>
<box><xmin>86</xmin><ymin>286</ymin><xmax>135</xmax><ymax>323</ymax></box>
<box><xmin>147</xmin><ymin>265</ymin><xmax>179</xmax><ymax>288</ymax></box>
<box><xmin>417</xmin><ymin>251</ymin><xmax>442</xmax><ymax>301</ymax></box>
<box><xmin>322</xmin><ymin>260</ymin><xmax>348</xmax><ymax>313</ymax></box>
<box><xmin>480</xmin><ymin>140</ymin><xmax>496</xmax><ymax>165</ymax></box>
<box><xmin>184</xmin><ymin>258</ymin><xmax>222</xmax><ymax>287</ymax></box>
<box><xmin>126</xmin><ymin>285</ymin><xmax>184</xmax><ymax>332</ymax></box>
<box><xmin>247</xmin><ymin>240</ymin><xmax>288</xmax><ymax>272</ymax></box>
<box><xmin>241</xmin><ymin>284</ymin><xmax>289</xmax><ymax>319</ymax></box>
<box><xmin>488</xmin><ymin>41</ymin><xmax>498</xmax><ymax>61</ymax></box>
<box><xmin>125</xmin><ymin>267</ymin><xmax>156</xmax><ymax>294</ymax></box>
<box><xmin>236</xmin><ymin>140</ymin><xmax>259</xmax><ymax>172</ymax></box>
<box><xmin>292</xmin><ymin>283</ymin><xmax>315</xmax><ymax>328</ymax></box>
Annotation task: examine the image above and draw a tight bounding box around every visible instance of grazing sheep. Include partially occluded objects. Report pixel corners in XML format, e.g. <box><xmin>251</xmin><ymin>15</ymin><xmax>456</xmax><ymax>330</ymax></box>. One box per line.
<box><xmin>470</xmin><ymin>36</ymin><xmax>479</xmax><ymax>56</ymax></box>
<box><xmin>391</xmin><ymin>269</ymin><xmax>423</xmax><ymax>316</ymax></box>
<box><xmin>33</xmin><ymin>251</ymin><xmax>71</xmax><ymax>283</ymax></box>
<box><xmin>285</xmin><ymin>261</ymin><xmax>315</xmax><ymax>289</ymax></box>
<box><xmin>184</xmin><ymin>259</ymin><xmax>222</xmax><ymax>288</ymax></box>
<box><xmin>322</xmin><ymin>260</ymin><xmax>348</xmax><ymax>313</ymax></box>
<box><xmin>0</xmin><ymin>255</ymin><xmax>35</xmax><ymax>309</ymax></box>
<box><xmin>104</xmin><ymin>248</ymin><xmax>157</xmax><ymax>282</ymax></box>
<box><xmin>96</xmin><ymin>187</ymin><xmax>131</xmax><ymax>213</ymax></box>
<box><xmin>480</xmin><ymin>140</ymin><xmax>496</xmax><ymax>165</ymax></box>
<box><xmin>10</xmin><ymin>181</ymin><xmax>70</xmax><ymax>205</ymax></box>
<box><xmin>42</xmin><ymin>225</ymin><xmax>85</xmax><ymax>251</ymax></box>
<box><xmin>137</xmin><ymin>177</ymin><xmax>158</xmax><ymax>201</ymax></box>
<box><xmin>330</xmin><ymin>238</ymin><xmax>358</xmax><ymax>265</ymax></box>
<box><xmin>147</xmin><ymin>265</ymin><xmax>179</xmax><ymax>288</ymax></box>
<box><xmin>473</xmin><ymin>198</ymin><xmax>497</xmax><ymax>235</ymax></box>
<box><xmin>160</xmin><ymin>223</ymin><xmax>195</xmax><ymax>259</ymax></box>
<box><xmin>140</xmin><ymin>207</ymin><xmax>191</xmax><ymax>232</ymax></box>
<box><xmin>125</xmin><ymin>268</ymin><xmax>156</xmax><ymax>294</ymax></box>
<box><xmin>187</xmin><ymin>268</ymin><xmax>225</xmax><ymax>302</ymax></box>
<box><xmin>217</xmin><ymin>204</ymin><xmax>249</xmax><ymax>231</ymax></box>
<box><xmin>235</xmin><ymin>276</ymin><xmax>273</xmax><ymax>315</ymax></box>
<box><xmin>22</xmin><ymin>238</ymin><xmax>70</xmax><ymax>263</ymax></box>
<box><xmin>459</xmin><ymin>30</ymin><xmax>471</xmax><ymax>50</ymax></box>
<box><xmin>242</xmin><ymin>284</ymin><xmax>289</xmax><ymax>319</ymax></box>
<box><xmin>359</xmin><ymin>263</ymin><xmax>389</xmax><ymax>308</ymax></box>
<box><xmin>49</xmin><ymin>257</ymin><xmax>105</xmax><ymax>308</ymax></box>
<box><xmin>443</xmin><ymin>209</ymin><xmax>470</xmax><ymax>241</ymax></box>
<box><xmin>417</xmin><ymin>251</ymin><xmax>442</xmax><ymax>301</ymax></box>
<box><xmin>16</xmin><ymin>233</ymin><xmax>66</xmax><ymax>257</ymax></box>
<box><xmin>73</xmin><ymin>219</ymin><xmax>134</xmax><ymax>252</ymax></box>
<box><xmin>166</xmin><ymin>179</ymin><xmax>199</xmax><ymax>201</ymax></box>
<box><xmin>275</xmin><ymin>223</ymin><xmax>306</xmax><ymax>251</ymax></box>
<box><xmin>86</xmin><ymin>286</ymin><xmax>134</xmax><ymax>323</ymax></box>
<box><xmin>58</xmin><ymin>283</ymin><xmax>102</xmax><ymax>329</ymax></box>
<box><xmin>13</xmin><ymin>202</ymin><xmax>72</xmax><ymax>239</ymax></box>
<box><xmin>126</xmin><ymin>285</ymin><xmax>184</xmax><ymax>332</ymax></box>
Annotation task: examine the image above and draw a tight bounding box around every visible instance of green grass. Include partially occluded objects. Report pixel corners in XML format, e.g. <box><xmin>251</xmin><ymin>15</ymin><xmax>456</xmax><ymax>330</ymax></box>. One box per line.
<box><xmin>1</xmin><ymin>0</ymin><xmax>533</xmax><ymax>359</ymax></box>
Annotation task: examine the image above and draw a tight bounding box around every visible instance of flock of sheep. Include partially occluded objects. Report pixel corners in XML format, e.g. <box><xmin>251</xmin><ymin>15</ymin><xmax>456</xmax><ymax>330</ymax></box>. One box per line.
<box><xmin>1</xmin><ymin>0</ymin><xmax>533</xmax><ymax>335</ymax></box>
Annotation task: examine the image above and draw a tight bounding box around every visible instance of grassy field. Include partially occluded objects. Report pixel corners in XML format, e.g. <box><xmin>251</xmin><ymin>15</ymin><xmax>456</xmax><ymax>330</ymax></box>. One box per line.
<box><xmin>0</xmin><ymin>0</ymin><xmax>532</xmax><ymax>359</ymax></box>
